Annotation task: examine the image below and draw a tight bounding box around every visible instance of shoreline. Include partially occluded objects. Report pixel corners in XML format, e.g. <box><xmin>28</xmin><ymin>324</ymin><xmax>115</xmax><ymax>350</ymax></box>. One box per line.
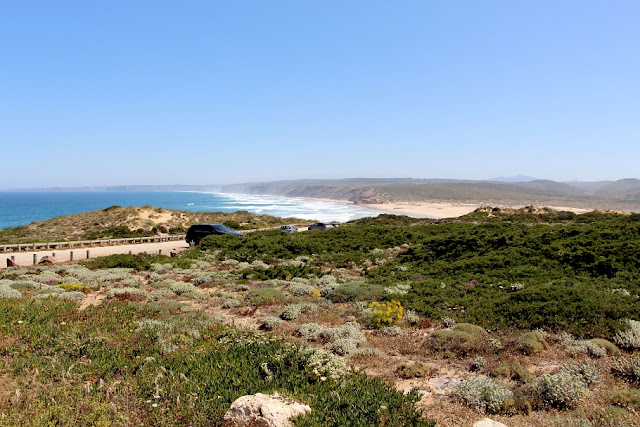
<box><xmin>285</xmin><ymin>195</ymin><xmax>597</xmax><ymax>219</ymax></box>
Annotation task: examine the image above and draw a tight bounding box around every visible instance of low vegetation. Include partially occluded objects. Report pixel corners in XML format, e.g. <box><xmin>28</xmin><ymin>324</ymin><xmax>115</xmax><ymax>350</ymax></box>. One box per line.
<box><xmin>2</xmin><ymin>206</ymin><xmax>640</xmax><ymax>425</ymax></box>
<box><xmin>0</xmin><ymin>205</ymin><xmax>312</xmax><ymax>244</ymax></box>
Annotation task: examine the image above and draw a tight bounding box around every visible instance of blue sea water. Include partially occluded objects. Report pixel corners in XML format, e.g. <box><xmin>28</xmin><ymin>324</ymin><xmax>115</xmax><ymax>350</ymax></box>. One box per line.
<box><xmin>0</xmin><ymin>191</ymin><xmax>383</xmax><ymax>230</ymax></box>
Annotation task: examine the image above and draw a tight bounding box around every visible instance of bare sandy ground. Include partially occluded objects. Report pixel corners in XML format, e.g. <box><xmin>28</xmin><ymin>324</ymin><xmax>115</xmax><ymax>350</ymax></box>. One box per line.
<box><xmin>366</xmin><ymin>202</ymin><xmax>592</xmax><ymax>219</ymax></box>
<box><xmin>2</xmin><ymin>240</ymin><xmax>189</xmax><ymax>269</ymax></box>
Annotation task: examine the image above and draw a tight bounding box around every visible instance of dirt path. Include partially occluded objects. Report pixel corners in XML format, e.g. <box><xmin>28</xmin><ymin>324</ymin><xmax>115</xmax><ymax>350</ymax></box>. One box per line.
<box><xmin>2</xmin><ymin>240</ymin><xmax>189</xmax><ymax>269</ymax></box>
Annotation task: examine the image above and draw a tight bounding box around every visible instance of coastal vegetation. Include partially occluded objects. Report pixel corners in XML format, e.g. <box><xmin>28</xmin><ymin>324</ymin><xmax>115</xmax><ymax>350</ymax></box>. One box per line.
<box><xmin>1</xmin><ymin>206</ymin><xmax>640</xmax><ymax>425</ymax></box>
<box><xmin>0</xmin><ymin>205</ymin><xmax>312</xmax><ymax>244</ymax></box>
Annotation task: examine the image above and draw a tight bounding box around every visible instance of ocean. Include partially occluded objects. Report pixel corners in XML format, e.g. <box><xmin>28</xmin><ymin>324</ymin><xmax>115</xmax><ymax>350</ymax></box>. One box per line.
<box><xmin>0</xmin><ymin>191</ymin><xmax>383</xmax><ymax>230</ymax></box>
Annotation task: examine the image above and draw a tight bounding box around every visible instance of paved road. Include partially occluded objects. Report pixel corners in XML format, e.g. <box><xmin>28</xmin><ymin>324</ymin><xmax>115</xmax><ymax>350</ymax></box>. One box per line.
<box><xmin>2</xmin><ymin>240</ymin><xmax>190</xmax><ymax>269</ymax></box>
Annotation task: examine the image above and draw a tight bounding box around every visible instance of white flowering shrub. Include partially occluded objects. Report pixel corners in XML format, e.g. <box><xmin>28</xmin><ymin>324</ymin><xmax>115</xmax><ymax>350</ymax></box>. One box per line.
<box><xmin>441</xmin><ymin>316</ymin><xmax>456</xmax><ymax>328</ymax></box>
<box><xmin>328</xmin><ymin>338</ymin><xmax>358</xmax><ymax>356</ymax></box>
<box><xmin>191</xmin><ymin>273</ymin><xmax>214</xmax><ymax>286</ymax></box>
<box><xmin>280</xmin><ymin>303</ymin><xmax>317</xmax><ymax>321</ymax></box>
<box><xmin>259</xmin><ymin>316</ymin><xmax>283</xmax><ymax>331</ymax></box>
<box><xmin>402</xmin><ymin>309</ymin><xmax>420</xmax><ymax>326</ymax></box>
<box><xmin>611</xmin><ymin>357</ymin><xmax>640</xmax><ymax>385</ymax></box>
<box><xmin>297</xmin><ymin>323</ymin><xmax>322</xmax><ymax>341</ymax></box>
<box><xmin>453</xmin><ymin>376</ymin><xmax>513</xmax><ymax>413</ymax></box>
<box><xmin>250</xmin><ymin>260</ymin><xmax>270</xmax><ymax>269</ymax></box>
<box><xmin>167</xmin><ymin>281</ymin><xmax>197</xmax><ymax>296</ymax></box>
<box><xmin>303</xmin><ymin>348</ymin><xmax>348</xmax><ymax>380</ymax></box>
<box><xmin>614</xmin><ymin>319</ymin><xmax>640</xmax><ymax>351</ymax></box>
<box><xmin>535</xmin><ymin>370</ymin><xmax>586</xmax><ymax>409</ymax></box>
<box><xmin>151</xmin><ymin>288</ymin><xmax>177</xmax><ymax>299</ymax></box>
<box><xmin>384</xmin><ymin>283</ymin><xmax>411</xmax><ymax>295</ymax></box>
<box><xmin>0</xmin><ymin>284</ymin><xmax>22</xmax><ymax>299</ymax></box>
<box><xmin>288</xmin><ymin>283</ymin><xmax>315</xmax><ymax>297</ymax></box>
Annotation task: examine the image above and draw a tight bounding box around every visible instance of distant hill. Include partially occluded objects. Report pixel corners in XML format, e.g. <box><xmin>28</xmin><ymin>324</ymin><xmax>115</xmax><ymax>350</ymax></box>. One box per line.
<box><xmin>221</xmin><ymin>178</ymin><xmax>640</xmax><ymax>212</ymax></box>
<box><xmin>489</xmin><ymin>175</ymin><xmax>538</xmax><ymax>182</ymax></box>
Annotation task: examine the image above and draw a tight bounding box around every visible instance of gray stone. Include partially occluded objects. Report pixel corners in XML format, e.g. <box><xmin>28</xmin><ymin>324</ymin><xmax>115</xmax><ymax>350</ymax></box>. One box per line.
<box><xmin>222</xmin><ymin>393</ymin><xmax>311</xmax><ymax>427</ymax></box>
<box><xmin>473</xmin><ymin>418</ymin><xmax>508</xmax><ymax>427</ymax></box>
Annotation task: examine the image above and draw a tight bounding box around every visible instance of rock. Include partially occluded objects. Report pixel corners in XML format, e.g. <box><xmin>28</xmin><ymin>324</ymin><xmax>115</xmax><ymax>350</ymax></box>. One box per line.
<box><xmin>38</xmin><ymin>256</ymin><xmax>54</xmax><ymax>265</ymax></box>
<box><xmin>222</xmin><ymin>393</ymin><xmax>311</xmax><ymax>427</ymax></box>
<box><xmin>473</xmin><ymin>418</ymin><xmax>508</xmax><ymax>427</ymax></box>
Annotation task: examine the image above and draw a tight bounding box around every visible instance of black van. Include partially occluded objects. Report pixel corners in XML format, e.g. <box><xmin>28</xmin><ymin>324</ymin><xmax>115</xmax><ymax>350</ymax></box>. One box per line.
<box><xmin>185</xmin><ymin>223</ymin><xmax>243</xmax><ymax>246</ymax></box>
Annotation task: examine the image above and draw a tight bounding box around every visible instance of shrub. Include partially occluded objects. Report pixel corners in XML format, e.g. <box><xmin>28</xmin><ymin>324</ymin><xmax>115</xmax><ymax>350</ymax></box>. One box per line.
<box><xmin>396</xmin><ymin>362</ymin><xmax>436</xmax><ymax>379</ymax></box>
<box><xmin>384</xmin><ymin>283</ymin><xmax>411</xmax><ymax>295</ymax></box>
<box><xmin>518</xmin><ymin>331</ymin><xmax>549</xmax><ymax>355</ymax></box>
<box><xmin>221</xmin><ymin>299</ymin><xmax>241</xmax><ymax>309</ymax></box>
<box><xmin>535</xmin><ymin>371</ymin><xmax>586</xmax><ymax>409</ymax></box>
<box><xmin>280</xmin><ymin>303</ymin><xmax>317</xmax><ymax>321</ymax></box>
<box><xmin>85</xmin><ymin>253</ymin><xmax>191</xmax><ymax>271</ymax></box>
<box><xmin>430</xmin><ymin>323</ymin><xmax>487</xmax><ymax>356</ymax></box>
<box><xmin>57</xmin><ymin>291</ymin><xmax>86</xmax><ymax>301</ymax></box>
<box><xmin>326</xmin><ymin>282</ymin><xmax>383</xmax><ymax>303</ymax></box>
<box><xmin>363</xmin><ymin>300</ymin><xmax>403</xmax><ymax>328</ymax></box>
<box><xmin>611</xmin><ymin>357</ymin><xmax>640</xmax><ymax>385</ymax></box>
<box><xmin>328</xmin><ymin>338</ymin><xmax>358</xmax><ymax>356</ymax></box>
<box><xmin>59</xmin><ymin>282</ymin><xmax>91</xmax><ymax>294</ymax></box>
<box><xmin>453</xmin><ymin>376</ymin><xmax>513</xmax><ymax>413</ymax></box>
<box><xmin>259</xmin><ymin>316</ymin><xmax>284</xmax><ymax>331</ymax></box>
<box><xmin>564</xmin><ymin>361</ymin><xmax>601</xmax><ymax>387</ymax></box>
<box><xmin>614</xmin><ymin>319</ymin><xmax>640</xmax><ymax>351</ymax></box>
<box><xmin>105</xmin><ymin>288</ymin><xmax>149</xmax><ymax>300</ymax></box>
<box><xmin>167</xmin><ymin>281</ymin><xmax>197</xmax><ymax>296</ymax></box>
<box><xmin>470</xmin><ymin>356</ymin><xmax>485</xmax><ymax>372</ymax></box>
<box><xmin>441</xmin><ymin>316</ymin><xmax>456</xmax><ymax>328</ymax></box>
<box><xmin>297</xmin><ymin>323</ymin><xmax>322</xmax><ymax>341</ymax></box>
<box><xmin>245</xmin><ymin>288</ymin><xmax>285</xmax><ymax>306</ymax></box>
<box><xmin>589</xmin><ymin>338</ymin><xmax>620</xmax><ymax>355</ymax></box>
<box><xmin>378</xmin><ymin>325</ymin><xmax>402</xmax><ymax>336</ymax></box>
<box><xmin>609</xmin><ymin>388</ymin><xmax>640</xmax><ymax>409</ymax></box>
<box><xmin>0</xmin><ymin>285</ymin><xmax>23</xmax><ymax>299</ymax></box>
<box><xmin>288</xmin><ymin>283</ymin><xmax>315</xmax><ymax>296</ymax></box>
<box><xmin>403</xmin><ymin>309</ymin><xmax>420</xmax><ymax>326</ymax></box>
<box><xmin>303</xmin><ymin>348</ymin><xmax>348</xmax><ymax>380</ymax></box>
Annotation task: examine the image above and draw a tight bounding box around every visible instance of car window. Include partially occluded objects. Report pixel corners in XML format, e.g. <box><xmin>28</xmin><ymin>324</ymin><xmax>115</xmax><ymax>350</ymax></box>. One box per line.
<box><xmin>212</xmin><ymin>224</ymin><xmax>231</xmax><ymax>233</ymax></box>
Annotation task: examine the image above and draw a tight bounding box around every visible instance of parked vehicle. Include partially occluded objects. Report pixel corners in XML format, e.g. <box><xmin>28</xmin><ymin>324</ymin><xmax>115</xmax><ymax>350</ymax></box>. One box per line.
<box><xmin>185</xmin><ymin>223</ymin><xmax>243</xmax><ymax>246</ymax></box>
<box><xmin>307</xmin><ymin>222</ymin><xmax>333</xmax><ymax>231</ymax></box>
<box><xmin>280</xmin><ymin>225</ymin><xmax>298</xmax><ymax>233</ymax></box>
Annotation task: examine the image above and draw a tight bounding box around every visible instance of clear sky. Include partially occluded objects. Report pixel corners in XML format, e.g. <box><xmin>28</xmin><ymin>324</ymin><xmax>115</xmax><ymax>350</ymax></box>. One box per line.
<box><xmin>1</xmin><ymin>1</ymin><xmax>639</xmax><ymax>189</ymax></box>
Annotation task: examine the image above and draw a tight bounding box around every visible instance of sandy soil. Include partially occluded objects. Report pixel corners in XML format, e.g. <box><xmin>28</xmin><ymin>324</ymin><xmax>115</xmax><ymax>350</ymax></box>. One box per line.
<box><xmin>2</xmin><ymin>240</ymin><xmax>189</xmax><ymax>269</ymax></box>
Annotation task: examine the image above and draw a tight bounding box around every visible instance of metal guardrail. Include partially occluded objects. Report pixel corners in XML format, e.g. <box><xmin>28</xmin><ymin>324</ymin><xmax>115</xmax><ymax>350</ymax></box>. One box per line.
<box><xmin>0</xmin><ymin>235</ymin><xmax>186</xmax><ymax>253</ymax></box>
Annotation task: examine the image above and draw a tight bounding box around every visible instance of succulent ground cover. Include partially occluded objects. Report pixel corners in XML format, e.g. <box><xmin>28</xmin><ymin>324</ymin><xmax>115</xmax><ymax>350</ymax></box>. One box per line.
<box><xmin>1</xmin><ymin>207</ymin><xmax>640</xmax><ymax>425</ymax></box>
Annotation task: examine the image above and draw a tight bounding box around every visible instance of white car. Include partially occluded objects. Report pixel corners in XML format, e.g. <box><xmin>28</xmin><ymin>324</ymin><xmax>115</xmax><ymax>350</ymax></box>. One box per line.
<box><xmin>280</xmin><ymin>225</ymin><xmax>298</xmax><ymax>234</ymax></box>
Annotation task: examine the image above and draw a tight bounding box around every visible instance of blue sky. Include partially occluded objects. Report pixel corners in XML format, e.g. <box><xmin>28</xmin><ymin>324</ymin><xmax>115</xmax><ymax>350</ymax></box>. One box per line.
<box><xmin>1</xmin><ymin>1</ymin><xmax>638</xmax><ymax>189</ymax></box>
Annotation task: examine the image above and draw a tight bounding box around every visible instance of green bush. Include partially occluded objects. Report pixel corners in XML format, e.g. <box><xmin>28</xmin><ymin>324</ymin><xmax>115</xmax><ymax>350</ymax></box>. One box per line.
<box><xmin>609</xmin><ymin>388</ymin><xmax>640</xmax><ymax>409</ymax></box>
<box><xmin>430</xmin><ymin>323</ymin><xmax>488</xmax><ymax>356</ymax></box>
<box><xmin>84</xmin><ymin>253</ymin><xmax>192</xmax><ymax>271</ymax></box>
<box><xmin>518</xmin><ymin>331</ymin><xmax>549</xmax><ymax>355</ymax></box>
<box><xmin>245</xmin><ymin>288</ymin><xmax>286</xmax><ymax>306</ymax></box>
<box><xmin>326</xmin><ymin>282</ymin><xmax>383</xmax><ymax>303</ymax></box>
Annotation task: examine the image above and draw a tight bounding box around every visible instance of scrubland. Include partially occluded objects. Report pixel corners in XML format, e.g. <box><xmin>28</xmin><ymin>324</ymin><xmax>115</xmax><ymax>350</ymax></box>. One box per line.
<box><xmin>1</xmin><ymin>207</ymin><xmax>640</xmax><ymax>426</ymax></box>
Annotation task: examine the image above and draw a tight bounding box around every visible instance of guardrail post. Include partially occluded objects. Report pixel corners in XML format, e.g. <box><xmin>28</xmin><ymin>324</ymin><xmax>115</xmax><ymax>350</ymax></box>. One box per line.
<box><xmin>158</xmin><ymin>249</ymin><xmax>162</xmax><ymax>255</ymax></box>
<box><xmin>33</xmin><ymin>254</ymin><xmax>37</xmax><ymax>265</ymax></box>
<box><xmin>86</xmin><ymin>250</ymin><xmax>90</xmax><ymax>259</ymax></box>
<box><xmin>70</xmin><ymin>251</ymin><xmax>73</xmax><ymax>261</ymax></box>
